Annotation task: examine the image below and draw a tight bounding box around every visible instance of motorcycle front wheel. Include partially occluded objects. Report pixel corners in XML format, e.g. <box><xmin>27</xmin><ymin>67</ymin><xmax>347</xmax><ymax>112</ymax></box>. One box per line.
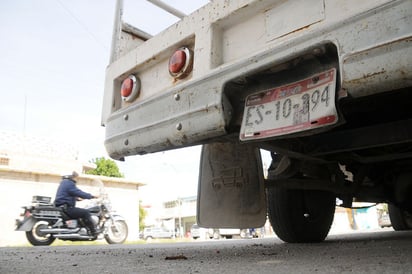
<box><xmin>105</xmin><ymin>220</ymin><xmax>128</xmax><ymax>244</ymax></box>
<box><xmin>26</xmin><ymin>220</ymin><xmax>56</xmax><ymax>246</ymax></box>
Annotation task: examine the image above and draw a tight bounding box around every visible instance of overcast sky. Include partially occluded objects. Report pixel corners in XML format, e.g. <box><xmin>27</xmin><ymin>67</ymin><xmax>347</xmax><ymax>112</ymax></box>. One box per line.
<box><xmin>0</xmin><ymin>0</ymin><xmax>208</xmax><ymax>149</ymax></box>
<box><xmin>0</xmin><ymin>0</ymin><xmax>271</xmax><ymax>206</ymax></box>
<box><xmin>0</xmin><ymin>0</ymin><xmax>210</xmax><ymax>204</ymax></box>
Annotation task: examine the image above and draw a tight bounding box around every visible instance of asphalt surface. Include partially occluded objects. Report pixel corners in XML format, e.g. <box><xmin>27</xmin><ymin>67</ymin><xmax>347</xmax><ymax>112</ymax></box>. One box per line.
<box><xmin>1</xmin><ymin>230</ymin><xmax>411</xmax><ymax>274</ymax></box>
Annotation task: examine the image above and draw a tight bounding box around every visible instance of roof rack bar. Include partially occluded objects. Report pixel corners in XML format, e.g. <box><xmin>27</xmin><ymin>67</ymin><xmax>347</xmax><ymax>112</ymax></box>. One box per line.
<box><xmin>146</xmin><ymin>0</ymin><xmax>186</xmax><ymax>19</ymax></box>
<box><xmin>110</xmin><ymin>0</ymin><xmax>124</xmax><ymax>63</ymax></box>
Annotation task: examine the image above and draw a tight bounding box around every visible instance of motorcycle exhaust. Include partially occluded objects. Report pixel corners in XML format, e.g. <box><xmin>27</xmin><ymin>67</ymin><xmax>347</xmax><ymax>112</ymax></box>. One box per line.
<box><xmin>54</xmin><ymin>234</ymin><xmax>92</xmax><ymax>240</ymax></box>
<box><xmin>39</xmin><ymin>228</ymin><xmax>80</xmax><ymax>234</ymax></box>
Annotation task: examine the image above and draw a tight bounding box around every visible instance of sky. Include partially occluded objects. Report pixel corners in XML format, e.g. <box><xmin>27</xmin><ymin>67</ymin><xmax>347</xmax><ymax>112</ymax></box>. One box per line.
<box><xmin>0</xmin><ymin>0</ymin><xmax>269</xmax><ymax>205</ymax></box>
<box><xmin>0</xmin><ymin>0</ymin><xmax>211</xmax><ymax>204</ymax></box>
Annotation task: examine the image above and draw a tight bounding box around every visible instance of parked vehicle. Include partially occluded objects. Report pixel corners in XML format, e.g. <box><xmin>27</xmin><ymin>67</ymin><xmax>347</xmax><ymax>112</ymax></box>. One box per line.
<box><xmin>212</xmin><ymin>228</ymin><xmax>261</xmax><ymax>239</ymax></box>
<box><xmin>378</xmin><ymin>213</ymin><xmax>392</xmax><ymax>228</ymax></box>
<box><xmin>15</xmin><ymin>179</ymin><xmax>128</xmax><ymax>246</ymax></box>
<box><xmin>190</xmin><ymin>224</ymin><xmax>201</xmax><ymax>239</ymax></box>
<box><xmin>211</xmin><ymin>228</ymin><xmax>242</xmax><ymax>239</ymax></box>
<box><xmin>142</xmin><ymin>227</ymin><xmax>174</xmax><ymax>240</ymax></box>
<box><xmin>102</xmin><ymin>0</ymin><xmax>412</xmax><ymax>243</ymax></box>
<box><xmin>243</xmin><ymin>228</ymin><xmax>261</xmax><ymax>239</ymax></box>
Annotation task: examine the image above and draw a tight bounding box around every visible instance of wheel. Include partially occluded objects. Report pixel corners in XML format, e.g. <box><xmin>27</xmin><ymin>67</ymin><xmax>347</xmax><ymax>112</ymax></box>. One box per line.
<box><xmin>388</xmin><ymin>204</ymin><xmax>412</xmax><ymax>231</ymax></box>
<box><xmin>105</xmin><ymin>220</ymin><xmax>128</xmax><ymax>244</ymax></box>
<box><xmin>25</xmin><ymin>221</ymin><xmax>55</xmax><ymax>246</ymax></box>
<box><xmin>267</xmin><ymin>187</ymin><xmax>335</xmax><ymax>243</ymax></box>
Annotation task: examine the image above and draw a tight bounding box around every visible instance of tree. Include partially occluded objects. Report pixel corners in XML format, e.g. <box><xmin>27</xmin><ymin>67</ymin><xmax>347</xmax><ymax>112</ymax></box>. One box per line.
<box><xmin>86</xmin><ymin>157</ymin><xmax>124</xmax><ymax>178</ymax></box>
<box><xmin>87</xmin><ymin>157</ymin><xmax>147</xmax><ymax>233</ymax></box>
<box><xmin>139</xmin><ymin>201</ymin><xmax>147</xmax><ymax>232</ymax></box>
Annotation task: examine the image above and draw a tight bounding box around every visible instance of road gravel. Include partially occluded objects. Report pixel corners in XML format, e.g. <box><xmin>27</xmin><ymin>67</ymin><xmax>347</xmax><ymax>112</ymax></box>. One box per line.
<box><xmin>1</xmin><ymin>230</ymin><xmax>411</xmax><ymax>274</ymax></box>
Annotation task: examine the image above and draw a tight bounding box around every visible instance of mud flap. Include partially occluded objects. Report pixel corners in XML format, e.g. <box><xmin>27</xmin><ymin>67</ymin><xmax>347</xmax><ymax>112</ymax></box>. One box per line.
<box><xmin>197</xmin><ymin>142</ymin><xmax>266</xmax><ymax>228</ymax></box>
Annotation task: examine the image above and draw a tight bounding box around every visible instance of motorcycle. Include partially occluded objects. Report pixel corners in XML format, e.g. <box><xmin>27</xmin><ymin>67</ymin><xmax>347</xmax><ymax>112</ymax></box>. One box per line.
<box><xmin>15</xmin><ymin>179</ymin><xmax>128</xmax><ymax>246</ymax></box>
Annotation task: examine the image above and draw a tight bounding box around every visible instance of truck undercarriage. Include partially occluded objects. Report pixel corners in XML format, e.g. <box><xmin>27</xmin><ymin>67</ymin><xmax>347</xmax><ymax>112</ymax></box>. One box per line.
<box><xmin>200</xmin><ymin>60</ymin><xmax>412</xmax><ymax>242</ymax></box>
<box><xmin>103</xmin><ymin>0</ymin><xmax>412</xmax><ymax>243</ymax></box>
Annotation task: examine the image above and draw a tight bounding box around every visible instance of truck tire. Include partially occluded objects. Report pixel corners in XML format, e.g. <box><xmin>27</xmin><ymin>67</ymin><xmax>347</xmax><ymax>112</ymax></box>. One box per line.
<box><xmin>267</xmin><ymin>187</ymin><xmax>335</xmax><ymax>243</ymax></box>
<box><xmin>388</xmin><ymin>204</ymin><xmax>412</xmax><ymax>231</ymax></box>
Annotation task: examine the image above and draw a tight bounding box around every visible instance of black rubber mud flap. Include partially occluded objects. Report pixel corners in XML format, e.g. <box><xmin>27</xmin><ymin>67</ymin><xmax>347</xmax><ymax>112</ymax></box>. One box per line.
<box><xmin>197</xmin><ymin>142</ymin><xmax>266</xmax><ymax>228</ymax></box>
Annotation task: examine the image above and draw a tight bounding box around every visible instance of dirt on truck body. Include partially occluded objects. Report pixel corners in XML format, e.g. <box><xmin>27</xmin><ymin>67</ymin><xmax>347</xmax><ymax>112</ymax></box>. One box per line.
<box><xmin>102</xmin><ymin>0</ymin><xmax>412</xmax><ymax>243</ymax></box>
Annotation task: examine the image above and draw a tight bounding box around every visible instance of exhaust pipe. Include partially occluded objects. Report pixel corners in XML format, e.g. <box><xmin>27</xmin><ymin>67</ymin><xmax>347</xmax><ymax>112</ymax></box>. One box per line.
<box><xmin>54</xmin><ymin>234</ymin><xmax>92</xmax><ymax>240</ymax></box>
<box><xmin>40</xmin><ymin>228</ymin><xmax>80</xmax><ymax>234</ymax></box>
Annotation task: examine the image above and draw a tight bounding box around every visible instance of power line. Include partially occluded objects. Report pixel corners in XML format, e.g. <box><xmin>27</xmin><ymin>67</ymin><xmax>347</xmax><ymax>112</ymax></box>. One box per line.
<box><xmin>55</xmin><ymin>0</ymin><xmax>108</xmax><ymax>51</ymax></box>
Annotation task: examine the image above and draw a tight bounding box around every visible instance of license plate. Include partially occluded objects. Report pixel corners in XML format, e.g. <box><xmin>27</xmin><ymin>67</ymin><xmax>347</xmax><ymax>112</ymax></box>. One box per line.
<box><xmin>240</xmin><ymin>69</ymin><xmax>338</xmax><ymax>141</ymax></box>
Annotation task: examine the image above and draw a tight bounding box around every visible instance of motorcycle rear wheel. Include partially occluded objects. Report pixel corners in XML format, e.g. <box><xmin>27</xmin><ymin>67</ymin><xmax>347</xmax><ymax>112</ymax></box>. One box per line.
<box><xmin>26</xmin><ymin>221</ymin><xmax>56</xmax><ymax>246</ymax></box>
<box><xmin>105</xmin><ymin>220</ymin><xmax>128</xmax><ymax>244</ymax></box>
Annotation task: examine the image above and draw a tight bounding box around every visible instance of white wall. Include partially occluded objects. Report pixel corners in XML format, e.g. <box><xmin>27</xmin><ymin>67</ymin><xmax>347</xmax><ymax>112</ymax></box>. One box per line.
<box><xmin>0</xmin><ymin>179</ymin><xmax>58</xmax><ymax>246</ymax></box>
<box><xmin>0</xmin><ymin>171</ymin><xmax>141</xmax><ymax>246</ymax></box>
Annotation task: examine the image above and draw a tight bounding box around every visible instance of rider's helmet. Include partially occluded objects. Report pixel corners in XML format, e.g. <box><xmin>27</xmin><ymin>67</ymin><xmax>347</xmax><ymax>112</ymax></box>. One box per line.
<box><xmin>62</xmin><ymin>171</ymin><xmax>79</xmax><ymax>180</ymax></box>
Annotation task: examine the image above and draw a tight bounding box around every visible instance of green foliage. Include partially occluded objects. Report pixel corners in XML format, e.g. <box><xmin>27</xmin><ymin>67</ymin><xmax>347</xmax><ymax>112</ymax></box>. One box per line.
<box><xmin>139</xmin><ymin>201</ymin><xmax>147</xmax><ymax>231</ymax></box>
<box><xmin>86</xmin><ymin>157</ymin><xmax>124</xmax><ymax>178</ymax></box>
<box><xmin>86</xmin><ymin>158</ymin><xmax>148</xmax><ymax>233</ymax></box>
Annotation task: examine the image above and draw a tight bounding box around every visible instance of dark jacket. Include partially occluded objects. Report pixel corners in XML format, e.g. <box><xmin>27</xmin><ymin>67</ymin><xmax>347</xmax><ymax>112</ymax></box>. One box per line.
<box><xmin>54</xmin><ymin>178</ymin><xmax>93</xmax><ymax>207</ymax></box>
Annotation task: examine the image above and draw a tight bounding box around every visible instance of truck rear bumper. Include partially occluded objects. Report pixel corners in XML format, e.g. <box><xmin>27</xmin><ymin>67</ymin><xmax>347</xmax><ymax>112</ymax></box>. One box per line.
<box><xmin>104</xmin><ymin>0</ymin><xmax>411</xmax><ymax>159</ymax></box>
<box><xmin>104</xmin><ymin>79</ymin><xmax>232</xmax><ymax>159</ymax></box>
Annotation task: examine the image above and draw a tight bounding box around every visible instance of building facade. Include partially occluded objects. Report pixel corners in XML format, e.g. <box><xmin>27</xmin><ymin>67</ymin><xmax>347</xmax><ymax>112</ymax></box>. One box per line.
<box><xmin>161</xmin><ymin>196</ymin><xmax>197</xmax><ymax>237</ymax></box>
<box><xmin>0</xmin><ymin>131</ymin><xmax>144</xmax><ymax>246</ymax></box>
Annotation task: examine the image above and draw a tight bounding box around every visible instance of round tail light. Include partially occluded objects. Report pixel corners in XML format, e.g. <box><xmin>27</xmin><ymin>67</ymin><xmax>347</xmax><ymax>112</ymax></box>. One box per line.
<box><xmin>121</xmin><ymin>75</ymin><xmax>140</xmax><ymax>102</ymax></box>
<box><xmin>168</xmin><ymin>47</ymin><xmax>193</xmax><ymax>79</ymax></box>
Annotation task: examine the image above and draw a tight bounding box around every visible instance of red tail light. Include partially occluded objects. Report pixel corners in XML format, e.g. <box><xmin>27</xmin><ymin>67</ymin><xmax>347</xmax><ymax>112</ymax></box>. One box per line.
<box><xmin>23</xmin><ymin>210</ymin><xmax>31</xmax><ymax>218</ymax></box>
<box><xmin>169</xmin><ymin>50</ymin><xmax>186</xmax><ymax>73</ymax></box>
<box><xmin>168</xmin><ymin>47</ymin><xmax>193</xmax><ymax>79</ymax></box>
<box><xmin>121</xmin><ymin>75</ymin><xmax>140</xmax><ymax>102</ymax></box>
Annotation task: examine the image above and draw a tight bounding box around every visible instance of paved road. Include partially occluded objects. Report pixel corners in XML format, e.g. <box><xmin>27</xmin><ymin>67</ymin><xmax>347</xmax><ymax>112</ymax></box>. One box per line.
<box><xmin>1</xmin><ymin>230</ymin><xmax>411</xmax><ymax>274</ymax></box>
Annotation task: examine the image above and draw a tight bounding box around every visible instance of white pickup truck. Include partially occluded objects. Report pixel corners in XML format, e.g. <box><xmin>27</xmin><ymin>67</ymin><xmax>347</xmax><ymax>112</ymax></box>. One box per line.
<box><xmin>102</xmin><ymin>0</ymin><xmax>412</xmax><ymax>243</ymax></box>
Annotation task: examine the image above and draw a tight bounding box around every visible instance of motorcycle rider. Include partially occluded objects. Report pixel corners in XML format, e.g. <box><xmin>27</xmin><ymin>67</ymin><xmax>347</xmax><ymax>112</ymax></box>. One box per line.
<box><xmin>54</xmin><ymin>171</ymin><xmax>100</xmax><ymax>237</ymax></box>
